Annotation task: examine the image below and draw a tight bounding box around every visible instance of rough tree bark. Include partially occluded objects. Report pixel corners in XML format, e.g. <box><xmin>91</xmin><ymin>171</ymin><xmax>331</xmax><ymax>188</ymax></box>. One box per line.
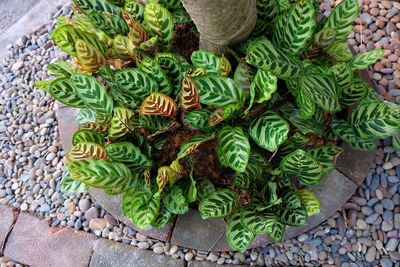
<box><xmin>180</xmin><ymin>0</ymin><xmax>257</xmax><ymax>54</ymax></box>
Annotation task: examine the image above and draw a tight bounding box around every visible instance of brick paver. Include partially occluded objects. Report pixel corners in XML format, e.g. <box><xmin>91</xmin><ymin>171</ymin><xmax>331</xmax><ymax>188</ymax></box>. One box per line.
<box><xmin>3</xmin><ymin>213</ymin><xmax>96</xmax><ymax>267</ymax></box>
<box><xmin>90</xmin><ymin>239</ymin><xmax>185</xmax><ymax>267</ymax></box>
<box><xmin>0</xmin><ymin>204</ymin><xmax>16</xmax><ymax>253</ymax></box>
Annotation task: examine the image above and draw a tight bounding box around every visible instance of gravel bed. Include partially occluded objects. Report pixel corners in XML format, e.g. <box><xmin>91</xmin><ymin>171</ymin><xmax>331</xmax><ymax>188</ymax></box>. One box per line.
<box><xmin>0</xmin><ymin>257</ymin><xmax>25</xmax><ymax>267</ymax></box>
<box><xmin>0</xmin><ymin>1</ymin><xmax>399</xmax><ymax>266</ymax></box>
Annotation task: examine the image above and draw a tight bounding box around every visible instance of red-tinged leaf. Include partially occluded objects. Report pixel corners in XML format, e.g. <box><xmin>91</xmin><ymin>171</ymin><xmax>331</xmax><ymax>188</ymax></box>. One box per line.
<box><xmin>66</xmin><ymin>143</ymin><xmax>108</xmax><ymax>162</ymax></box>
<box><xmin>179</xmin><ymin>76</ymin><xmax>201</xmax><ymax>110</ymax></box>
<box><xmin>209</xmin><ymin>109</ymin><xmax>224</xmax><ymax>127</ymax></box>
<box><xmin>139</xmin><ymin>92</ymin><xmax>178</xmax><ymax>117</ymax></box>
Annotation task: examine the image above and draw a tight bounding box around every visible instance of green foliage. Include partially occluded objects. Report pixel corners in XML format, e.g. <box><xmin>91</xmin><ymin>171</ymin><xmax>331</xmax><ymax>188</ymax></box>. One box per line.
<box><xmin>38</xmin><ymin>0</ymin><xmax>391</xmax><ymax>251</ymax></box>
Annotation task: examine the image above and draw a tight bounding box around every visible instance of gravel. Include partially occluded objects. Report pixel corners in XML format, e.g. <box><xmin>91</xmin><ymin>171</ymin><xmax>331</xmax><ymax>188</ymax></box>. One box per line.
<box><xmin>0</xmin><ymin>0</ymin><xmax>399</xmax><ymax>266</ymax></box>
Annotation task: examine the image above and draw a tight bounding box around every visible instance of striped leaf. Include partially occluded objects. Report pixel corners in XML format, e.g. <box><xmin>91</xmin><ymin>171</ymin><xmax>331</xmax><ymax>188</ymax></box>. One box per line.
<box><xmin>60</xmin><ymin>172</ymin><xmax>91</xmax><ymax>194</ymax></box>
<box><xmin>177</xmin><ymin>174</ymin><xmax>197</xmax><ymax>203</ymax></box>
<box><xmin>196</xmin><ymin>178</ymin><xmax>215</xmax><ymax>200</ymax></box>
<box><xmin>220</xmin><ymin>56</ymin><xmax>232</xmax><ymax>76</ymax></box>
<box><xmin>48</xmin><ymin>78</ymin><xmax>86</xmax><ymax>108</ymax></box>
<box><xmin>184</xmin><ymin>109</ymin><xmax>213</xmax><ymax>129</ymax></box>
<box><xmin>156</xmin><ymin>165</ymin><xmax>183</xmax><ymax>190</ymax></box>
<box><xmin>323</xmin><ymin>0</ymin><xmax>359</xmax><ymax>41</ymax></box>
<box><xmin>139</xmin><ymin>92</ymin><xmax>177</xmax><ymax>117</ymax></box>
<box><xmin>217</xmin><ymin>126</ymin><xmax>251</xmax><ymax>173</ymax></box>
<box><xmin>234</xmin><ymin>153</ymin><xmax>266</xmax><ymax>189</ymax></box>
<box><xmin>199</xmin><ymin>189</ymin><xmax>238</xmax><ymax>218</ymax></box>
<box><xmin>105</xmin><ymin>142</ymin><xmax>152</xmax><ymax>168</ymax></box>
<box><xmin>108</xmin><ymin>107</ymin><xmax>134</xmax><ymax>141</ymax></box>
<box><xmin>280</xmin><ymin>103</ymin><xmax>324</xmax><ymax>135</ymax></box>
<box><xmin>326</xmin><ymin>40</ymin><xmax>353</xmax><ymax>62</ymax></box>
<box><xmin>48</xmin><ymin>61</ymin><xmax>75</xmax><ymax>77</ymax></box>
<box><xmin>282</xmin><ymin>190</ymin><xmax>302</xmax><ymax>209</ymax></box>
<box><xmin>144</xmin><ymin>1</ymin><xmax>174</xmax><ymax>50</ymax></box>
<box><xmin>246</xmin><ymin>37</ymin><xmax>302</xmax><ymax>79</ymax></box>
<box><xmin>226</xmin><ymin>210</ymin><xmax>256</xmax><ymax>252</ymax></box>
<box><xmin>302</xmin><ymin>28</ymin><xmax>336</xmax><ymax>59</ymax></box>
<box><xmin>140</xmin><ymin>57</ymin><xmax>173</xmax><ymax>95</ymax></box>
<box><xmin>71</xmin><ymin>73</ymin><xmax>113</xmax><ymax>115</ymax></box>
<box><xmin>296</xmin><ymin>86</ymin><xmax>316</xmax><ymax>119</ymax></box>
<box><xmin>298</xmin><ymin>189</ymin><xmax>320</xmax><ymax>216</ymax></box>
<box><xmin>208</xmin><ymin>109</ymin><xmax>224</xmax><ymax>127</ymax></box>
<box><xmin>341</xmin><ymin>78</ymin><xmax>369</xmax><ymax>107</ymax></box>
<box><xmin>299</xmin><ymin>70</ymin><xmax>340</xmax><ymax>113</ymax></box>
<box><xmin>179</xmin><ymin>76</ymin><xmax>201</xmax><ymax>110</ymax></box>
<box><xmin>272</xmin><ymin>0</ymin><xmax>317</xmax><ymax>56</ymax></box>
<box><xmin>139</xmin><ymin>36</ymin><xmax>158</xmax><ymax>53</ymax></box>
<box><xmin>155</xmin><ymin>53</ymin><xmax>184</xmax><ymax>94</ymax></box>
<box><xmin>151</xmin><ymin>206</ymin><xmax>173</xmax><ymax>228</ymax></box>
<box><xmin>308</xmin><ymin>146</ymin><xmax>343</xmax><ymax>174</ymax></box>
<box><xmin>131</xmin><ymin>192</ymin><xmax>161</xmax><ymax>229</ymax></box>
<box><xmin>280</xmin><ymin>149</ymin><xmax>324</xmax><ymax>186</ymax></box>
<box><xmin>249</xmin><ymin>111</ymin><xmax>290</xmax><ymax>152</ymax></box>
<box><xmin>121</xmin><ymin>184</ymin><xmax>152</xmax><ymax>217</ymax></box>
<box><xmin>253</xmin><ymin>69</ymin><xmax>278</xmax><ymax>103</ymax></box>
<box><xmin>393</xmin><ymin>133</ymin><xmax>400</xmax><ymax>152</ymax></box>
<box><xmin>115</xmin><ymin>68</ymin><xmax>159</xmax><ymax>100</ymax></box>
<box><xmin>265</xmin><ymin>219</ymin><xmax>285</xmax><ymax>242</ymax></box>
<box><xmin>163</xmin><ymin>186</ymin><xmax>189</xmax><ymax>214</ymax></box>
<box><xmin>72</xmin><ymin>129</ymin><xmax>105</xmax><ymax>146</ymax></box>
<box><xmin>124</xmin><ymin>13</ymin><xmax>149</xmax><ymax>46</ymax></box>
<box><xmin>178</xmin><ymin>134</ymin><xmax>214</xmax><ymax>159</ymax></box>
<box><xmin>331</xmin><ymin>120</ymin><xmax>375</xmax><ymax>151</ymax></box>
<box><xmin>68</xmin><ymin>159</ymin><xmax>131</xmax><ymax>188</ymax></box>
<box><xmin>124</xmin><ymin>1</ymin><xmax>145</xmax><ymax>22</ymax></box>
<box><xmin>75</xmin><ymin>39</ymin><xmax>107</xmax><ymax>74</ymax></box>
<box><xmin>191</xmin><ymin>50</ymin><xmax>220</xmax><ymax>74</ymax></box>
<box><xmin>87</xmin><ymin>10</ymin><xmax>129</xmax><ymax>36</ymax></box>
<box><xmin>329</xmin><ymin>63</ymin><xmax>354</xmax><ymax>92</ymax></box>
<box><xmin>349</xmin><ymin>100</ymin><xmax>400</xmax><ymax>140</ymax></box>
<box><xmin>234</xmin><ymin>62</ymin><xmax>256</xmax><ymax>93</ymax></box>
<box><xmin>252</xmin><ymin>0</ymin><xmax>279</xmax><ymax>36</ymax></box>
<box><xmin>111</xmin><ymin>35</ymin><xmax>135</xmax><ymax>59</ymax></box>
<box><xmin>67</xmin><ymin>142</ymin><xmax>107</xmax><ymax>161</ymax></box>
<box><xmin>278</xmin><ymin>133</ymin><xmax>310</xmax><ymax>156</ymax></box>
<box><xmin>277</xmin><ymin>206</ymin><xmax>308</xmax><ymax>226</ymax></box>
<box><xmin>194</xmin><ymin>74</ymin><xmax>244</xmax><ymax>108</ymax></box>
<box><xmin>348</xmin><ymin>48</ymin><xmax>384</xmax><ymax>70</ymax></box>
<box><xmin>240</xmin><ymin>206</ymin><xmax>277</xmax><ymax>233</ymax></box>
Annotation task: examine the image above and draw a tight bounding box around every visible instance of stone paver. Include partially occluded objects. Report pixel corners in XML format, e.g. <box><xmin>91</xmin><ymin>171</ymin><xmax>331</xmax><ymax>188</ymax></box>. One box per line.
<box><xmin>188</xmin><ymin>261</ymin><xmax>245</xmax><ymax>267</ymax></box>
<box><xmin>0</xmin><ymin>204</ymin><xmax>16</xmax><ymax>253</ymax></box>
<box><xmin>336</xmin><ymin>142</ymin><xmax>376</xmax><ymax>185</ymax></box>
<box><xmin>90</xmin><ymin>238</ymin><xmax>185</xmax><ymax>267</ymax></box>
<box><xmin>0</xmin><ymin>0</ymin><xmax>40</xmax><ymax>35</ymax></box>
<box><xmin>56</xmin><ymin>106</ymin><xmax>80</xmax><ymax>152</ymax></box>
<box><xmin>4</xmin><ymin>213</ymin><xmax>96</xmax><ymax>267</ymax></box>
<box><xmin>90</xmin><ymin>188</ymin><xmax>173</xmax><ymax>241</ymax></box>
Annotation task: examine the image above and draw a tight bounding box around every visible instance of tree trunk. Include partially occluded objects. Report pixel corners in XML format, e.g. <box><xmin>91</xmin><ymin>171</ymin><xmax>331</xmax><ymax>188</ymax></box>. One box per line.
<box><xmin>181</xmin><ymin>0</ymin><xmax>257</xmax><ymax>54</ymax></box>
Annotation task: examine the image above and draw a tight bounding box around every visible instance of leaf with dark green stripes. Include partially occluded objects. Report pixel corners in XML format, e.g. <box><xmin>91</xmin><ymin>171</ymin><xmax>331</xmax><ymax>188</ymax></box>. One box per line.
<box><xmin>144</xmin><ymin>1</ymin><xmax>174</xmax><ymax>50</ymax></box>
<box><xmin>265</xmin><ymin>219</ymin><xmax>286</xmax><ymax>242</ymax></box>
<box><xmin>48</xmin><ymin>78</ymin><xmax>86</xmax><ymax>108</ymax></box>
<box><xmin>178</xmin><ymin>133</ymin><xmax>214</xmax><ymax>159</ymax></box>
<box><xmin>240</xmin><ymin>206</ymin><xmax>277</xmax><ymax>233</ymax></box>
<box><xmin>341</xmin><ymin>78</ymin><xmax>369</xmax><ymax>107</ymax></box>
<box><xmin>308</xmin><ymin>145</ymin><xmax>343</xmax><ymax>174</ymax></box>
<box><xmin>272</xmin><ymin>0</ymin><xmax>317</xmax><ymax>56</ymax></box>
<box><xmin>71</xmin><ymin>73</ymin><xmax>113</xmax><ymax>115</ymax></box>
<box><xmin>163</xmin><ymin>186</ymin><xmax>189</xmax><ymax>214</ymax></box>
<box><xmin>226</xmin><ymin>210</ymin><xmax>256</xmax><ymax>252</ymax></box>
<box><xmin>60</xmin><ymin>172</ymin><xmax>91</xmax><ymax>194</ymax></box>
<box><xmin>234</xmin><ymin>62</ymin><xmax>256</xmax><ymax>93</ymax></box>
<box><xmin>281</xmin><ymin>190</ymin><xmax>302</xmax><ymax>209</ymax></box>
<box><xmin>121</xmin><ymin>184</ymin><xmax>152</xmax><ymax>217</ymax></box>
<box><xmin>298</xmin><ymin>189</ymin><xmax>320</xmax><ymax>216</ymax></box>
<box><xmin>234</xmin><ymin>153</ymin><xmax>266</xmax><ymax>189</ymax></box>
<box><xmin>199</xmin><ymin>189</ymin><xmax>238</xmax><ymax>219</ymax></box>
<box><xmin>140</xmin><ymin>57</ymin><xmax>173</xmax><ymax>95</ymax></box>
<box><xmin>323</xmin><ymin>0</ymin><xmax>359</xmax><ymax>41</ymax></box>
<box><xmin>326</xmin><ymin>40</ymin><xmax>353</xmax><ymax>62</ymax></box>
<box><xmin>302</xmin><ymin>28</ymin><xmax>336</xmax><ymax>59</ymax></box>
<box><xmin>184</xmin><ymin>109</ymin><xmax>213</xmax><ymax>130</ymax></box>
<box><xmin>249</xmin><ymin>111</ymin><xmax>289</xmax><ymax>152</ymax></box>
<box><xmin>131</xmin><ymin>192</ymin><xmax>161</xmax><ymax>229</ymax></box>
<box><xmin>280</xmin><ymin>149</ymin><xmax>324</xmax><ymax>186</ymax></box>
<box><xmin>72</xmin><ymin>129</ymin><xmax>105</xmax><ymax>146</ymax></box>
<box><xmin>217</xmin><ymin>126</ymin><xmax>251</xmax><ymax>173</ymax></box>
<box><xmin>66</xmin><ymin>142</ymin><xmax>108</xmax><ymax>161</ymax></box>
<box><xmin>349</xmin><ymin>48</ymin><xmax>384</xmax><ymax>70</ymax></box>
<box><xmin>331</xmin><ymin>120</ymin><xmax>375</xmax><ymax>151</ymax></box>
<box><xmin>349</xmin><ymin>100</ymin><xmax>400</xmax><ymax>140</ymax></box>
<box><xmin>155</xmin><ymin>53</ymin><xmax>184</xmax><ymax>94</ymax></box>
<box><xmin>68</xmin><ymin>159</ymin><xmax>131</xmax><ymax>189</ymax></box>
<box><xmin>108</xmin><ymin>107</ymin><xmax>135</xmax><ymax>141</ymax></box>
<box><xmin>329</xmin><ymin>63</ymin><xmax>354</xmax><ymax>92</ymax></box>
<box><xmin>106</xmin><ymin>142</ymin><xmax>153</xmax><ymax>169</ymax></box>
<box><xmin>277</xmin><ymin>206</ymin><xmax>308</xmax><ymax>226</ymax></box>
<box><xmin>115</xmin><ymin>68</ymin><xmax>159</xmax><ymax>101</ymax></box>
<box><xmin>151</xmin><ymin>206</ymin><xmax>173</xmax><ymax>228</ymax></box>
<box><xmin>196</xmin><ymin>178</ymin><xmax>215</xmax><ymax>200</ymax></box>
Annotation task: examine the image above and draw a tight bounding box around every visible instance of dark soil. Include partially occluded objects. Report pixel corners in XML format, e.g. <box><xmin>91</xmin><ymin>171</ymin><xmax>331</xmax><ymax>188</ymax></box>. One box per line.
<box><xmin>172</xmin><ymin>22</ymin><xmax>199</xmax><ymax>61</ymax></box>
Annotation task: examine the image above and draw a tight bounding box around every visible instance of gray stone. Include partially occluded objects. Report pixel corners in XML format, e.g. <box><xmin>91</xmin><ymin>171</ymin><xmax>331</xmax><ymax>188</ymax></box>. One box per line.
<box><xmin>78</xmin><ymin>199</ymin><xmax>91</xmax><ymax>213</ymax></box>
<box><xmin>84</xmin><ymin>207</ymin><xmax>99</xmax><ymax>221</ymax></box>
<box><xmin>365</xmin><ymin>213</ymin><xmax>380</xmax><ymax>224</ymax></box>
<box><xmin>386</xmin><ymin>238</ymin><xmax>398</xmax><ymax>252</ymax></box>
<box><xmin>380</xmin><ymin>258</ymin><xmax>393</xmax><ymax>267</ymax></box>
<box><xmin>365</xmin><ymin>246</ymin><xmax>376</xmax><ymax>263</ymax></box>
<box><xmin>382</xmin><ymin>199</ymin><xmax>394</xmax><ymax>210</ymax></box>
<box><xmin>394</xmin><ymin>214</ymin><xmax>400</xmax><ymax>229</ymax></box>
<box><xmin>90</xmin><ymin>239</ymin><xmax>185</xmax><ymax>267</ymax></box>
<box><xmin>0</xmin><ymin>204</ymin><xmax>15</xmax><ymax>252</ymax></box>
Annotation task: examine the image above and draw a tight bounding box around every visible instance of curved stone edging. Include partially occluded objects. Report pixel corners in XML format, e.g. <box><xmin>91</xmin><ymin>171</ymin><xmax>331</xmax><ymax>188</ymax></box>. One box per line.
<box><xmin>56</xmin><ymin>102</ymin><xmax>376</xmax><ymax>252</ymax></box>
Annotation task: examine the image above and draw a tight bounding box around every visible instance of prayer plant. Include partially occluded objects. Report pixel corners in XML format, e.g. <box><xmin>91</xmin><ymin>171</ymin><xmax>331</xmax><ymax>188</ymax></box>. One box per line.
<box><xmin>36</xmin><ymin>0</ymin><xmax>400</xmax><ymax>251</ymax></box>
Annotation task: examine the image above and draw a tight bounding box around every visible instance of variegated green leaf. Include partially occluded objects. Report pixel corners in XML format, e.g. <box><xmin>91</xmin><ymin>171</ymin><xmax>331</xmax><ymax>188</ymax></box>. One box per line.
<box><xmin>184</xmin><ymin>109</ymin><xmax>213</xmax><ymax>129</ymax></box>
<box><xmin>277</xmin><ymin>206</ymin><xmax>308</xmax><ymax>226</ymax></box>
<box><xmin>71</xmin><ymin>73</ymin><xmax>113</xmax><ymax>115</ymax></box>
<box><xmin>60</xmin><ymin>172</ymin><xmax>91</xmax><ymax>194</ymax></box>
<box><xmin>329</xmin><ymin>63</ymin><xmax>354</xmax><ymax>92</ymax></box>
<box><xmin>196</xmin><ymin>178</ymin><xmax>215</xmax><ymax>200</ymax></box>
<box><xmin>108</xmin><ymin>107</ymin><xmax>135</xmax><ymax>141</ymax></box>
<box><xmin>106</xmin><ymin>142</ymin><xmax>152</xmax><ymax>168</ymax></box>
<box><xmin>124</xmin><ymin>1</ymin><xmax>145</xmax><ymax>22</ymax></box>
<box><xmin>115</xmin><ymin>68</ymin><xmax>159</xmax><ymax>100</ymax></box>
<box><xmin>144</xmin><ymin>1</ymin><xmax>174</xmax><ymax>50</ymax></box>
<box><xmin>341</xmin><ymin>78</ymin><xmax>369</xmax><ymax>107</ymax></box>
<box><xmin>280</xmin><ymin>149</ymin><xmax>324</xmax><ymax>186</ymax></box>
<box><xmin>246</xmin><ymin>37</ymin><xmax>302</xmax><ymax>79</ymax></box>
<box><xmin>393</xmin><ymin>132</ymin><xmax>400</xmax><ymax>151</ymax></box>
<box><xmin>217</xmin><ymin>126</ymin><xmax>250</xmax><ymax>173</ymax></box>
<box><xmin>348</xmin><ymin>48</ymin><xmax>384</xmax><ymax>70</ymax></box>
<box><xmin>308</xmin><ymin>146</ymin><xmax>343</xmax><ymax>174</ymax></box>
<box><xmin>68</xmin><ymin>159</ymin><xmax>131</xmax><ymax>188</ymax></box>
<box><xmin>326</xmin><ymin>40</ymin><xmax>353</xmax><ymax>62</ymax></box>
<box><xmin>199</xmin><ymin>189</ymin><xmax>238</xmax><ymax>218</ymax></box>
<box><xmin>323</xmin><ymin>0</ymin><xmax>359</xmax><ymax>41</ymax></box>
<box><xmin>194</xmin><ymin>74</ymin><xmax>244</xmax><ymax>108</ymax></box>
<box><xmin>282</xmin><ymin>190</ymin><xmax>302</xmax><ymax>209</ymax></box>
<box><xmin>302</xmin><ymin>28</ymin><xmax>336</xmax><ymax>59</ymax></box>
<box><xmin>72</xmin><ymin>129</ymin><xmax>105</xmax><ymax>146</ymax></box>
<box><xmin>67</xmin><ymin>142</ymin><xmax>108</xmax><ymax>161</ymax></box>
<box><xmin>191</xmin><ymin>50</ymin><xmax>220</xmax><ymax>74</ymax></box>
<box><xmin>240</xmin><ymin>206</ymin><xmax>277</xmax><ymax>233</ymax></box>
<box><xmin>131</xmin><ymin>192</ymin><xmax>161</xmax><ymax>229</ymax></box>
<box><xmin>272</xmin><ymin>0</ymin><xmax>317</xmax><ymax>56</ymax></box>
<box><xmin>121</xmin><ymin>184</ymin><xmax>152</xmax><ymax>217</ymax></box>
<box><xmin>155</xmin><ymin>53</ymin><xmax>184</xmax><ymax>94</ymax></box>
<box><xmin>249</xmin><ymin>111</ymin><xmax>290</xmax><ymax>152</ymax></box>
<box><xmin>349</xmin><ymin>100</ymin><xmax>400</xmax><ymax>140</ymax></box>
<box><xmin>163</xmin><ymin>186</ymin><xmax>189</xmax><ymax>214</ymax></box>
<box><xmin>252</xmin><ymin>0</ymin><xmax>279</xmax><ymax>36</ymax></box>
<box><xmin>298</xmin><ymin>189</ymin><xmax>320</xmax><ymax>216</ymax></box>
<box><xmin>48</xmin><ymin>78</ymin><xmax>86</xmax><ymax>108</ymax></box>
<box><xmin>178</xmin><ymin>134</ymin><xmax>214</xmax><ymax>159</ymax></box>
<box><xmin>226</xmin><ymin>210</ymin><xmax>256</xmax><ymax>252</ymax></box>
<box><xmin>234</xmin><ymin>153</ymin><xmax>266</xmax><ymax>189</ymax></box>
<box><xmin>265</xmin><ymin>219</ymin><xmax>285</xmax><ymax>242</ymax></box>
<box><xmin>331</xmin><ymin>120</ymin><xmax>375</xmax><ymax>151</ymax></box>
<box><xmin>48</xmin><ymin>61</ymin><xmax>75</xmax><ymax>77</ymax></box>
<box><xmin>75</xmin><ymin>39</ymin><xmax>107</xmax><ymax>74</ymax></box>
<box><xmin>151</xmin><ymin>206</ymin><xmax>173</xmax><ymax>228</ymax></box>
<box><xmin>140</xmin><ymin>57</ymin><xmax>173</xmax><ymax>95</ymax></box>
<box><xmin>234</xmin><ymin>62</ymin><xmax>256</xmax><ymax>93</ymax></box>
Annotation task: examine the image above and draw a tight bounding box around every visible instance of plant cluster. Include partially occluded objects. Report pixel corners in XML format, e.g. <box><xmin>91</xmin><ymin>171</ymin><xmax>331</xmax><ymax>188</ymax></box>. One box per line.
<box><xmin>36</xmin><ymin>0</ymin><xmax>400</xmax><ymax>251</ymax></box>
